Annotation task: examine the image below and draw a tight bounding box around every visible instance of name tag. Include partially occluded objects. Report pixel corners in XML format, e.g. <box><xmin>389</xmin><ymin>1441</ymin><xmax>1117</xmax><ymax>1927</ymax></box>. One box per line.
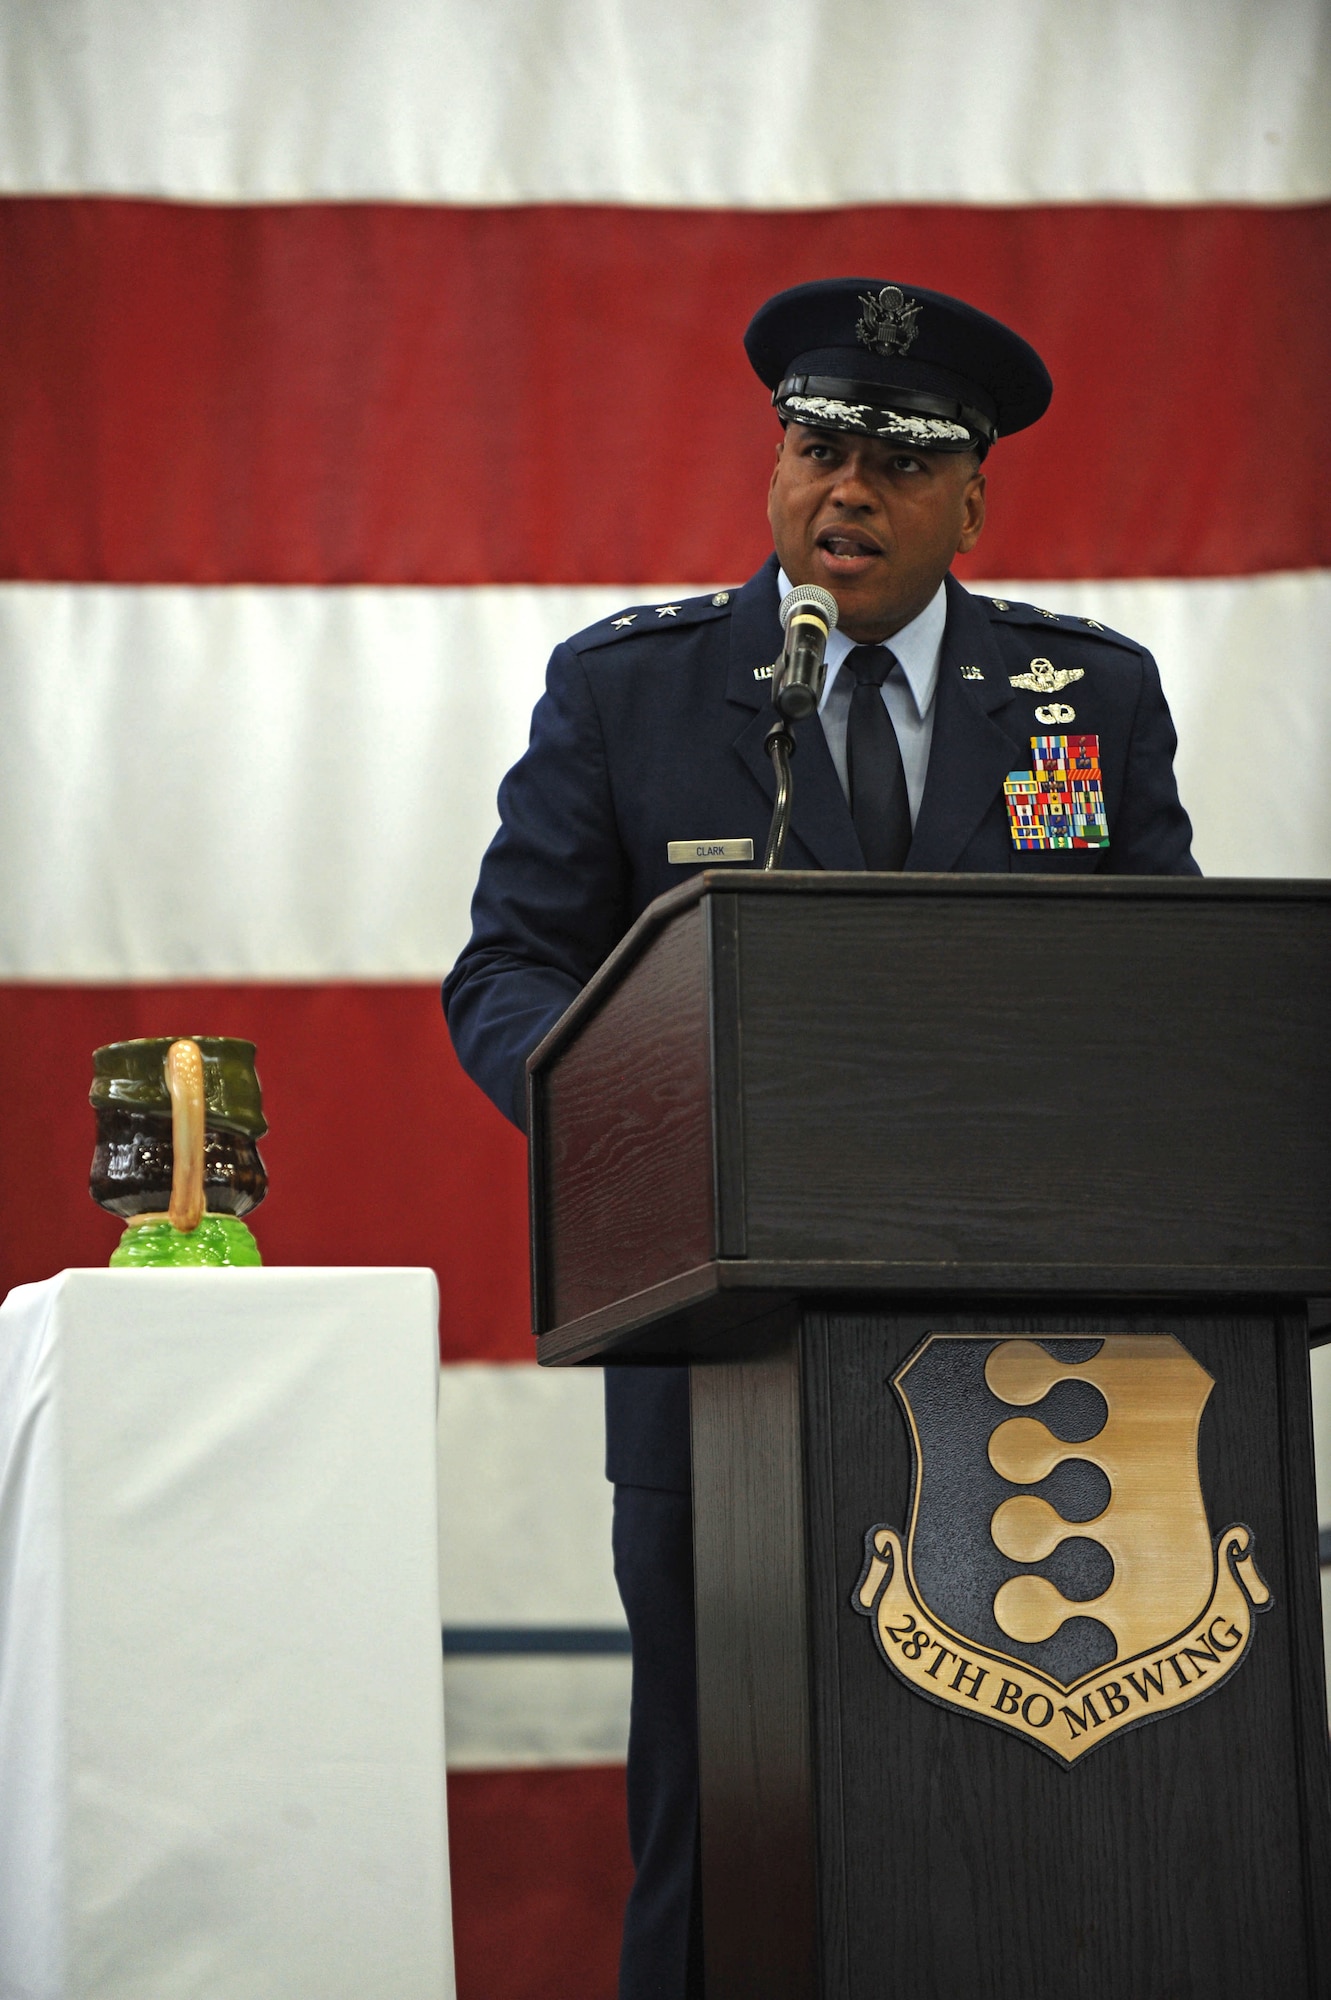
<box><xmin>667</xmin><ymin>839</ymin><xmax>755</xmax><ymax>864</ymax></box>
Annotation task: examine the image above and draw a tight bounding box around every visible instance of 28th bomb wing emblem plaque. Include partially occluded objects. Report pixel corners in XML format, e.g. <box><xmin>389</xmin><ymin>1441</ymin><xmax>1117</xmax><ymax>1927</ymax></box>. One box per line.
<box><xmin>852</xmin><ymin>1335</ymin><xmax>1272</xmax><ymax>1766</ymax></box>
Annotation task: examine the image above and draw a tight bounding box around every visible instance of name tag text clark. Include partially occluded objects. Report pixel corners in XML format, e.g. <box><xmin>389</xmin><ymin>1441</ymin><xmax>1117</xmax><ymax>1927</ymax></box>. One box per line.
<box><xmin>667</xmin><ymin>839</ymin><xmax>754</xmax><ymax>864</ymax></box>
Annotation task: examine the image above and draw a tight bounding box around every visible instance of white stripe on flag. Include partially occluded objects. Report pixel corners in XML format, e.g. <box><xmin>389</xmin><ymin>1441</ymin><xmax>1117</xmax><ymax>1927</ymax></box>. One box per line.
<box><xmin>0</xmin><ymin>0</ymin><xmax>1326</xmax><ymax>205</ymax></box>
<box><xmin>1</xmin><ymin>573</ymin><xmax>1326</xmax><ymax>982</ymax></box>
<box><xmin>437</xmin><ymin>1364</ymin><xmax>629</xmax><ymax>1769</ymax></box>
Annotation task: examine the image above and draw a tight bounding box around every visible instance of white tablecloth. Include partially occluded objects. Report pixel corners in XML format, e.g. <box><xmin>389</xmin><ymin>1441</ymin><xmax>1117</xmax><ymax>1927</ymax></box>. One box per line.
<box><xmin>0</xmin><ymin>1268</ymin><xmax>453</xmax><ymax>2000</ymax></box>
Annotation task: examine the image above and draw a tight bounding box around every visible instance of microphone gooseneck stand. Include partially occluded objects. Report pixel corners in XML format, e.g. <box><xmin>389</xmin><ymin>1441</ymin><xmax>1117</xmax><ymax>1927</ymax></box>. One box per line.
<box><xmin>762</xmin><ymin>713</ymin><xmax>797</xmax><ymax>870</ymax></box>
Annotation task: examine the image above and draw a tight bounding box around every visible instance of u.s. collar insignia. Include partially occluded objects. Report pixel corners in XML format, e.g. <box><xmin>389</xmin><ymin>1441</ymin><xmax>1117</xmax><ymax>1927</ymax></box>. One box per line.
<box><xmin>1010</xmin><ymin>657</ymin><xmax>1083</xmax><ymax>695</ymax></box>
<box><xmin>959</xmin><ymin>664</ymin><xmax>985</xmax><ymax>681</ymax></box>
<box><xmin>853</xmin><ymin>1334</ymin><xmax>1272</xmax><ymax>1766</ymax></box>
<box><xmin>855</xmin><ymin>284</ymin><xmax>922</xmax><ymax>358</ymax></box>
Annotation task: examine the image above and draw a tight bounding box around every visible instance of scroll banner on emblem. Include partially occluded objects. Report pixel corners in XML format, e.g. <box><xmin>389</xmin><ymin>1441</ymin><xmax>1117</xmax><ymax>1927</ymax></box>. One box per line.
<box><xmin>854</xmin><ymin>1523</ymin><xmax>1271</xmax><ymax>1766</ymax></box>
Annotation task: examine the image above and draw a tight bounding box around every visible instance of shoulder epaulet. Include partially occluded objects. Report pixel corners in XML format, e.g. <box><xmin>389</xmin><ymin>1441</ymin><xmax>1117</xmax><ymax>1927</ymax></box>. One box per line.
<box><xmin>980</xmin><ymin>595</ymin><xmax>1143</xmax><ymax>655</ymax></box>
<box><xmin>569</xmin><ymin>588</ymin><xmax>739</xmax><ymax>655</ymax></box>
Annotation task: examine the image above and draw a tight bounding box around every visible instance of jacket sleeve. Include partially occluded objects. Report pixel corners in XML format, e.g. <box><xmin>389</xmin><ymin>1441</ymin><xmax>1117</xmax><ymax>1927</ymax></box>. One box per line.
<box><xmin>1105</xmin><ymin>648</ymin><xmax>1201</xmax><ymax>876</ymax></box>
<box><xmin>442</xmin><ymin>641</ymin><xmax>631</xmax><ymax>1127</ymax></box>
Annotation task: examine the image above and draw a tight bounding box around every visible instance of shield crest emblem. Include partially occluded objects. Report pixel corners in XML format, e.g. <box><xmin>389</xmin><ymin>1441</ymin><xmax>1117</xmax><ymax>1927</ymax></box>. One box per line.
<box><xmin>853</xmin><ymin>1335</ymin><xmax>1272</xmax><ymax>1764</ymax></box>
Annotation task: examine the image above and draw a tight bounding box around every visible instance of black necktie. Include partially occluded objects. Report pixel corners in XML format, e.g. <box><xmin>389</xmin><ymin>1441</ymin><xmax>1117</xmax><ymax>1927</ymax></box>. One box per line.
<box><xmin>844</xmin><ymin>645</ymin><xmax>913</xmax><ymax>870</ymax></box>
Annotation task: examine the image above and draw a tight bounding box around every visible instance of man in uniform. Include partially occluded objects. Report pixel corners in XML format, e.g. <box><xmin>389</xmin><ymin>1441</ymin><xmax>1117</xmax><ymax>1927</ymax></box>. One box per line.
<box><xmin>443</xmin><ymin>278</ymin><xmax>1198</xmax><ymax>1999</ymax></box>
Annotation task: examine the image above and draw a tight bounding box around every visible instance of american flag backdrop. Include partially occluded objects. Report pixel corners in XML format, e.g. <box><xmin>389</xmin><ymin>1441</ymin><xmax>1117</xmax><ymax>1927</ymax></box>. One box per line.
<box><xmin>0</xmin><ymin>4</ymin><xmax>1328</xmax><ymax>1994</ymax></box>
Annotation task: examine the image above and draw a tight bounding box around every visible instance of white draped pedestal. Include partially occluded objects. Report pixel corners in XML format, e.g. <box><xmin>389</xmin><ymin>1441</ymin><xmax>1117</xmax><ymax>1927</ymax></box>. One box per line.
<box><xmin>0</xmin><ymin>1268</ymin><xmax>454</xmax><ymax>2000</ymax></box>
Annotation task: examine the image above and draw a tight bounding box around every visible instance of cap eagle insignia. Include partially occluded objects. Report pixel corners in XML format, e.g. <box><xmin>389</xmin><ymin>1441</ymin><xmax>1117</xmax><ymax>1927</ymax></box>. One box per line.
<box><xmin>856</xmin><ymin>285</ymin><xmax>922</xmax><ymax>358</ymax></box>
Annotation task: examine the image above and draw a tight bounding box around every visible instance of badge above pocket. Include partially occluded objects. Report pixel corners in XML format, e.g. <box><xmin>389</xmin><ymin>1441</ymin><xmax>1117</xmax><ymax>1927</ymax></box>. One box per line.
<box><xmin>1004</xmin><ymin>734</ymin><xmax>1109</xmax><ymax>851</ymax></box>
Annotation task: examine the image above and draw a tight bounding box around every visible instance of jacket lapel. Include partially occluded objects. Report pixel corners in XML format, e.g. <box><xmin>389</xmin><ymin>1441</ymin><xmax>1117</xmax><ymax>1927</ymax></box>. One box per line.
<box><xmin>726</xmin><ymin>557</ymin><xmax>864</xmax><ymax>872</ymax></box>
<box><xmin>908</xmin><ymin>576</ymin><xmax>1023</xmax><ymax>872</ymax></box>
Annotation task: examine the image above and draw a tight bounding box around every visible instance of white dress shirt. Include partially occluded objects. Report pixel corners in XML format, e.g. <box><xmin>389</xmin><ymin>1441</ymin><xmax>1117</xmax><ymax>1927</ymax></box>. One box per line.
<box><xmin>777</xmin><ymin>570</ymin><xmax>947</xmax><ymax>828</ymax></box>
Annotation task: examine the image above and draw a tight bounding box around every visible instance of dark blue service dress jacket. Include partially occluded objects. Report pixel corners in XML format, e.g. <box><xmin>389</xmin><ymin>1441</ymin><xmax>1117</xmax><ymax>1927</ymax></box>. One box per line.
<box><xmin>443</xmin><ymin>554</ymin><xmax>1199</xmax><ymax>1491</ymax></box>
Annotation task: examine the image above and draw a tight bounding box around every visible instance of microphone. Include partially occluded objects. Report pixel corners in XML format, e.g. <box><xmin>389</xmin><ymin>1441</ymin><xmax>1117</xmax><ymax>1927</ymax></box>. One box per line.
<box><xmin>774</xmin><ymin>584</ymin><xmax>839</xmax><ymax>720</ymax></box>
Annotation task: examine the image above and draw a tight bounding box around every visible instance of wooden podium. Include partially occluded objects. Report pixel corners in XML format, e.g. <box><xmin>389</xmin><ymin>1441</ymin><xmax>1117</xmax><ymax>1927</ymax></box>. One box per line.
<box><xmin>528</xmin><ymin>873</ymin><xmax>1331</xmax><ymax>2000</ymax></box>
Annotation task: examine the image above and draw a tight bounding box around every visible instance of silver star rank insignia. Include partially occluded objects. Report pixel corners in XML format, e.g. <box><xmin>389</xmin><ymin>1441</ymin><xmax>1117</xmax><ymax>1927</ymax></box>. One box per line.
<box><xmin>656</xmin><ymin>604</ymin><xmax>681</xmax><ymax>617</ymax></box>
<box><xmin>611</xmin><ymin>615</ymin><xmax>637</xmax><ymax>629</ymax></box>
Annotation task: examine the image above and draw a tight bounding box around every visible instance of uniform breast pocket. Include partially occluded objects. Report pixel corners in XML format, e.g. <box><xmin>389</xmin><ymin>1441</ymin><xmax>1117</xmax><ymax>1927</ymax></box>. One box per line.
<box><xmin>1009</xmin><ymin>847</ymin><xmax>1105</xmax><ymax>875</ymax></box>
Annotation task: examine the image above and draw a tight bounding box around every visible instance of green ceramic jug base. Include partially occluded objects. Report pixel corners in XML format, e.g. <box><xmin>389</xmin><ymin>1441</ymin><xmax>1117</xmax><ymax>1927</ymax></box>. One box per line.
<box><xmin>110</xmin><ymin>1214</ymin><xmax>262</xmax><ymax>1268</ymax></box>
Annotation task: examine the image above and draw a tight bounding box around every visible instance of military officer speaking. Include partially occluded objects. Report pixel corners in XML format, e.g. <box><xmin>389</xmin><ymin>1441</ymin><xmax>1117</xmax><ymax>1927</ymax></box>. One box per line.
<box><xmin>443</xmin><ymin>277</ymin><xmax>1198</xmax><ymax>1999</ymax></box>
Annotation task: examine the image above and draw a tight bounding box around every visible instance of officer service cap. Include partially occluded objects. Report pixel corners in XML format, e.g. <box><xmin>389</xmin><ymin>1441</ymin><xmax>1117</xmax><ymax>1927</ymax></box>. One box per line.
<box><xmin>744</xmin><ymin>278</ymin><xmax>1052</xmax><ymax>455</ymax></box>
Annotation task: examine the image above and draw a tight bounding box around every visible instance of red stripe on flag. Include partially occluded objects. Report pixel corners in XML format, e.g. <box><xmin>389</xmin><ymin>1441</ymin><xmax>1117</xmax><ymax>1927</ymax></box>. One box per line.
<box><xmin>1</xmin><ymin>197</ymin><xmax>1327</xmax><ymax>585</ymax></box>
<box><xmin>0</xmin><ymin>983</ymin><xmax>531</xmax><ymax>1362</ymax></box>
<box><xmin>448</xmin><ymin>1766</ymin><xmax>629</xmax><ymax>2000</ymax></box>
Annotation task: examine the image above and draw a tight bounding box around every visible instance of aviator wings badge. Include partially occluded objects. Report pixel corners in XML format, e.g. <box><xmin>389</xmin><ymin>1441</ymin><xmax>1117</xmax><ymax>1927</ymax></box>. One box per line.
<box><xmin>856</xmin><ymin>285</ymin><xmax>922</xmax><ymax>357</ymax></box>
<box><xmin>1010</xmin><ymin>657</ymin><xmax>1083</xmax><ymax>694</ymax></box>
<box><xmin>852</xmin><ymin>1334</ymin><xmax>1271</xmax><ymax>1766</ymax></box>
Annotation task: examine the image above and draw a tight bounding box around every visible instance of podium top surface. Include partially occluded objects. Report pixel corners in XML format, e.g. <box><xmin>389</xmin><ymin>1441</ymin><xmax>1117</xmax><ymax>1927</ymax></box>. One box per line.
<box><xmin>530</xmin><ymin>871</ymin><xmax>1331</xmax><ymax>1077</ymax></box>
<box><xmin>528</xmin><ymin>873</ymin><xmax>1331</xmax><ymax>1362</ymax></box>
